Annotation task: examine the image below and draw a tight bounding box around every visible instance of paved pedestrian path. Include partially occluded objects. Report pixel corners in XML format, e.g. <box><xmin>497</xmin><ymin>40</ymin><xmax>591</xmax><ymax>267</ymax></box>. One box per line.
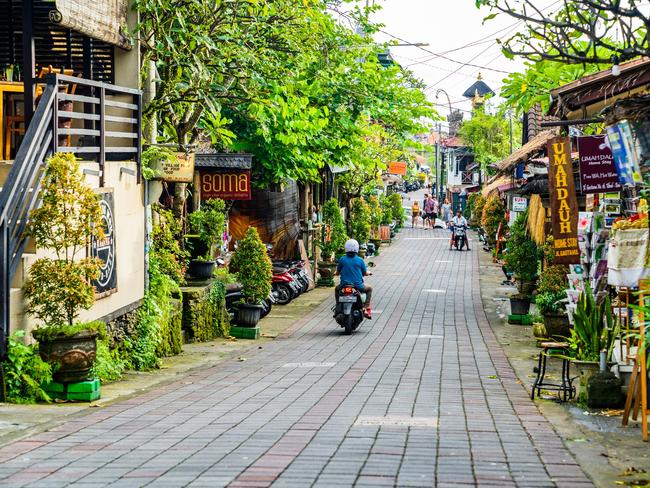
<box><xmin>0</xmin><ymin>227</ymin><xmax>593</xmax><ymax>487</ymax></box>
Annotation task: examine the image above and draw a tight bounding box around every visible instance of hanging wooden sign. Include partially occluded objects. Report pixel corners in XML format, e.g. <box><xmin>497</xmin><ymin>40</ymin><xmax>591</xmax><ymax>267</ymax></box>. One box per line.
<box><xmin>388</xmin><ymin>162</ymin><xmax>407</xmax><ymax>175</ymax></box>
<box><xmin>547</xmin><ymin>136</ymin><xmax>580</xmax><ymax>264</ymax></box>
<box><xmin>200</xmin><ymin>169</ymin><xmax>251</xmax><ymax>200</ymax></box>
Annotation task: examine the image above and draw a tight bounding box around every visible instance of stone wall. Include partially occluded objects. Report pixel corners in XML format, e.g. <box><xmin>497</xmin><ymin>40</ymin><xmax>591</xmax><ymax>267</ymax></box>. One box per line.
<box><xmin>181</xmin><ymin>280</ymin><xmax>230</xmax><ymax>342</ymax></box>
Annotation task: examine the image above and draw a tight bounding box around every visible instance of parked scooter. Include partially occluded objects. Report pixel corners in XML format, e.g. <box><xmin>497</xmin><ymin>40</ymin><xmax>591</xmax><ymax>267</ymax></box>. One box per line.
<box><xmin>271</xmin><ymin>265</ymin><xmax>300</xmax><ymax>305</ymax></box>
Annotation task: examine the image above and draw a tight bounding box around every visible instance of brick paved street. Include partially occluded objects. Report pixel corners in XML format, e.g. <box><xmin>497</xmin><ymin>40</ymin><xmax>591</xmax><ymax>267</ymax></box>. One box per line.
<box><xmin>0</xmin><ymin>227</ymin><xmax>593</xmax><ymax>487</ymax></box>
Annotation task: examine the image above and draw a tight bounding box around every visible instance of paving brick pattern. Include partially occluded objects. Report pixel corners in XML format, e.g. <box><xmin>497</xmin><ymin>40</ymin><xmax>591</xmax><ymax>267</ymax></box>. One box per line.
<box><xmin>0</xmin><ymin>228</ymin><xmax>593</xmax><ymax>487</ymax></box>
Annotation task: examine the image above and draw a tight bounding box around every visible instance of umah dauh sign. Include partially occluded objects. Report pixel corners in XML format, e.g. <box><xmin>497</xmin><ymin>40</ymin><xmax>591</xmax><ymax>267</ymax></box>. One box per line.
<box><xmin>547</xmin><ymin>136</ymin><xmax>580</xmax><ymax>264</ymax></box>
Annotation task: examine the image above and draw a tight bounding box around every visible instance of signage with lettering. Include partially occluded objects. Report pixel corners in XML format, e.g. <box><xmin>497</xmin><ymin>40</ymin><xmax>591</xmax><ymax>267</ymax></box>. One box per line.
<box><xmin>92</xmin><ymin>189</ymin><xmax>117</xmax><ymax>298</ymax></box>
<box><xmin>577</xmin><ymin>135</ymin><xmax>621</xmax><ymax>194</ymax></box>
<box><xmin>200</xmin><ymin>170</ymin><xmax>251</xmax><ymax>200</ymax></box>
<box><xmin>156</xmin><ymin>153</ymin><xmax>195</xmax><ymax>183</ymax></box>
<box><xmin>388</xmin><ymin>162</ymin><xmax>407</xmax><ymax>175</ymax></box>
<box><xmin>512</xmin><ymin>197</ymin><xmax>527</xmax><ymax>212</ymax></box>
<box><xmin>547</xmin><ymin>137</ymin><xmax>580</xmax><ymax>264</ymax></box>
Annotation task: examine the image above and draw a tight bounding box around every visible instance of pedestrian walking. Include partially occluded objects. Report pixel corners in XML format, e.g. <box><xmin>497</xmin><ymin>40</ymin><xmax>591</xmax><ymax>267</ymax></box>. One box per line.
<box><xmin>423</xmin><ymin>194</ymin><xmax>434</xmax><ymax>229</ymax></box>
<box><xmin>441</xmin><ymin>198</ymin><xmax>452</xmax><ymax>224</ymax></box>
<box><xmin>411</xmin><ymin>200</ymin><xmax>421</xmax><ymax>228</ymax></box>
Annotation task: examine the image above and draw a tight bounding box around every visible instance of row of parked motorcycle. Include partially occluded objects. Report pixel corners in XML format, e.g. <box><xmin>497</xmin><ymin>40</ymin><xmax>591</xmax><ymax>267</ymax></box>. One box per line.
<box><xmin>224</xmin><ymin>254</ymin><xmax>313</xmax><ymax>323</ymax></box>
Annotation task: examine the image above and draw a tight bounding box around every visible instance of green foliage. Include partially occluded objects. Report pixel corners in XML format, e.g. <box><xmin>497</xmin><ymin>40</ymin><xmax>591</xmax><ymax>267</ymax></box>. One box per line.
<box><xmin>389</xmin><ymin>193</ymin><xmax>405</xmax><ymax>226</ymax></box>
<box><xmin>151</xmin><ymin>204</ymin><xmax>188</xmax><ymax>284</ymax></box>
<box><xmin>141</xmin><ymin>146</ymin><xmax>177</xmax><ymax>180</ymax></box>
<box><xmin>367</xmin><ymin>195</ymin><xmax>383</xmax><ymax>238</ymax></box>
<box><xmin>458</xmin><ymin>106</ymin><xmax>518</xmax><ymax>170</ymax></box>
<box><xmin>32</xmin><ymin>321</ymin><xmax>102</xmax><ymax>343</ymax></box>
<box><xmin>1</xmin><ymin>331</ymin><xmax>52</xmax><ymax>403</ymax></box>
<box><xmin>567</xmin><ymin>284</ymin><xmax>618</xmax><ymax>362</ymax></box>
<box><xmin>501</xmin><ymin>59</ymin><xmax>608</xmax><ymax>114</ymax></box>
<box><xmin>348</xmin><ymin>198</ymin><xmax>371</xmax><ymax>244</ymax></box>
<box><xmin>320</xmin><ymin>198</ymin><xmax>348</xmax><ymax>261</ymax></box>
<box><xmin>470</xmin><ymin>193</ymin><xmax>486</xmax><ymax>227</ymax></box>
<box><xmin>207</xmin><ymin>281</ymin><xmax>229</xmax><ymax>338</ymax></box>
<box><xmin>187</xmin><ymin>199</ymin><xmax>226</xmax><ymax>261</ymax></box>
<box><xmin>24</xmin><ymin>154</ymin><xmax>104</xmax><ymax>326</ymax></box>
<box><xmin>480</xmin><ymin>196</ymin><xmax>507</xmax><ymax>245</ymax></box>
<box><xmin>535</xmin><ymin>264</ymin><xmax>569</xmax><ymax>314</ymax></box>
<box><xmin>230</xmin><ymin>227</ymin><xmax>273</xmax><ymax>304</ymax></box>
<box><xmin>504</xmin><ymin>211</ymin><xmax>539</xmax><ymax>285</ymax></box>
<box><xmin>92</xmin><ymin>324</ymin><xmax>128</xmax><ymax>383</ymax></box>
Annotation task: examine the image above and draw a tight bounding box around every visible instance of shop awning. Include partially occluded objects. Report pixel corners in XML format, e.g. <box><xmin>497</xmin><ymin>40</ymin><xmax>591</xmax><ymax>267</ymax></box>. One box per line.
<box><xmin>194</xmin><ymin>153</ymin><xmax>253</xmax><ymax>169</ymax></box>
<box><xmin>495</xmin><ymin>129</ymin><xmax>559</xmax><ymax>174</ymax></box>
<box><xmin>481</xmin><ymin>175</ymin><xmax>513</xmax><ymax>197</ymax></box>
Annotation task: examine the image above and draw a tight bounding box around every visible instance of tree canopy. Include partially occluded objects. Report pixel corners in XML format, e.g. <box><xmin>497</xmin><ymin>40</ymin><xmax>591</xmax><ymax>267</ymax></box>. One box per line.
<box><xmin>476</xmin><ymin>0</ymin><xmax>649</xmax><ymax>65</ymax></box>
<box><xmin>136</xmin><ymin>0</ymin><xmax>435</xmax><ymax>187</ymax></box>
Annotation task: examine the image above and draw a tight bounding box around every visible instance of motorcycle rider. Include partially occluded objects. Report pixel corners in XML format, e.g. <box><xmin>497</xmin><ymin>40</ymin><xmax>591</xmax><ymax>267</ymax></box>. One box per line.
<box><xmin>335</xmin><ymin>239</ymin><xmax>373</xmax><ymax>319</ymax></box>
<box><xmin>449</xmin><ymin>210</ymin><xmax>471</xmax><ymax>251</ymax></box>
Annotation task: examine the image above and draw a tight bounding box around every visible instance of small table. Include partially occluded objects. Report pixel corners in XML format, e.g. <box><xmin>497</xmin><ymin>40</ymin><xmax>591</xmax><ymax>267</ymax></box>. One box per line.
<box><xmin>0</xmin><ymin>81</ymin><xmax>25</xmax><ymax>160</ymax></box>
<box><xmin>531</xmin><ymin>342</ymin><xmax>576</xmax><ymax>402</ymax></box>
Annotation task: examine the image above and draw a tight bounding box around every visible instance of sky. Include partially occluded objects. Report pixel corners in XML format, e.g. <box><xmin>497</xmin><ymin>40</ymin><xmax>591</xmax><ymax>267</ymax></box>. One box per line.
<box><xmin>332</xmin><ymin>0</ymin><xmax>538</xmax><ymax>125</ymax></box>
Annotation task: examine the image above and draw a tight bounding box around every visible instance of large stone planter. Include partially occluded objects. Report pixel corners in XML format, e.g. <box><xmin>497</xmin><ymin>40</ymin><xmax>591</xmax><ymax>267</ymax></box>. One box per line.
<box><xmin>38</xmin><ymin>329</ymin><xmax>98</xmax><ymax>383</ymax></box>
<box><xmin>317</xmin><ymin>261</ymin><xmax>337</xmax><ymax>287</ymax></box>
<box><xmin>543</xmin><ymin>312</ymin><xmax>571</xmax><ymax>339</ymax></box>
<box><xmin>572</xmin><ymin>360</ymin><xmax>615</xmax><ymax>402</ymax></box>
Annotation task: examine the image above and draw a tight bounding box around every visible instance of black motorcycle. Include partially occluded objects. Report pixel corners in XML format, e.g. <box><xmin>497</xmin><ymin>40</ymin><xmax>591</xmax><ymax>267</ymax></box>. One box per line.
<box><xmin>453</xmin><ymin>224</ymin><xmax>467</xmax><ymax>251</ymax></box>
<box><xmin>333</xmin><ymin>285</ymin><xmax>365</xmax><ymax>335</ymax></box>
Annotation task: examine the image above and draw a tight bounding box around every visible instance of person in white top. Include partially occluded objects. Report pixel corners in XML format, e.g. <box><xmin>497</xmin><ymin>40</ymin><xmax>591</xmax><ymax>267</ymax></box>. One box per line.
<box><xmin>449</xmin><ymin>210</ymin><xmax>471</xmax><ymax>251</ymax></box>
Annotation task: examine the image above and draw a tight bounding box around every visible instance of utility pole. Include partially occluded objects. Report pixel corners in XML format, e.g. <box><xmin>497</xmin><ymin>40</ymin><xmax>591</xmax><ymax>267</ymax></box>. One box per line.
<box><xmin>509</xmin><ymin>110</ymin><xmax>514</xmax><ymax>154</ymax></box>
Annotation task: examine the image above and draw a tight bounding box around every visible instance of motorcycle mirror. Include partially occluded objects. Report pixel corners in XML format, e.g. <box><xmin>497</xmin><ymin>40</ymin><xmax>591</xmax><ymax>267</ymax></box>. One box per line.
<box><xmin>367</xmin><ymin>261</ymin><xmax>376</xmax><ymax>267</ymax></box>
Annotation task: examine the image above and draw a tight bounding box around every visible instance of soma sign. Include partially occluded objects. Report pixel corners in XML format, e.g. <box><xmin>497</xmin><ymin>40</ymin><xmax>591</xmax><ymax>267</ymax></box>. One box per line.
<box><xmin>547</xmin><ymin>137</ymin><xmax>579</xmax><ymax>264</ymax></box>
<box><xmin>200</xmin><ymin>170</ymin><xmax>251</xmax><ymax>200</ymax></box>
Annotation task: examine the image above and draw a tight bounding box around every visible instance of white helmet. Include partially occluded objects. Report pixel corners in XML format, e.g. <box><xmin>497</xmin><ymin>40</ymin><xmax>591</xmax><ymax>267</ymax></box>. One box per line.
<box><xmin>344</xmin><ymin>239</ymin><xmax>359</xmax><ymax>253</ymax></box>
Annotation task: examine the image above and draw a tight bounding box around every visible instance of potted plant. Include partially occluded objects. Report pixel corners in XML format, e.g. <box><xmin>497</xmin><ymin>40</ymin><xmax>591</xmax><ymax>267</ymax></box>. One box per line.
<box><xmin>186</xmin><ymin>199</ymin><xmax>226</xmax><ymax>279</ymax></box>
<box><xmin>318</xmin><ymin>199</ymin><xmax>347</xmax><ymax>286</ymax></box>
<box><xmin>388</xmin><ymin>192</ymin><xmax>405</xmax><ymax>229</ymax></box>
<box><xmin>481</xmin><ymin>195</ymin><xmax>507</xmax><ymax>246</ymax></box>
<box><xmin>349</xmin><ymin>198</ymin><xmax>371</xmax><ymax>251</ymax></box>
<box><xmin>23</xmin><ymin>154</ymin><xmax>104</xmax><ymax>383</ymax></box>
<box><xmin>567</xmin><ymin>284</ymin><xmax>618</xmax><ymax>395</ymax></box>
<box><xmin>141</xmin><ymin>146</ymin><xmax>177</xmax><ymax>203</ymax></box>
<box><xmin>367</xmin><ymin>195</ymin><xmax>383</xmax><ymax>251</ymax></box>
<box><xmin>229</xmin><ymin>227</ymin><xmax>273</xmax><ymax>327</ymax></box>
<box><xmin>504</xmin><ymin>210</ymin><xmax>539</xmax><ymax>314</ymax></box>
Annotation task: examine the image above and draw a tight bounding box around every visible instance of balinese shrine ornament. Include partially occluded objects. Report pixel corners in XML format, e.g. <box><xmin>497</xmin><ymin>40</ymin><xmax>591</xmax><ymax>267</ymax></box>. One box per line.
<box><xmin>547</xmin><ymin>136</ymin><xmax>580</xmax><ymax>264</ymax></box>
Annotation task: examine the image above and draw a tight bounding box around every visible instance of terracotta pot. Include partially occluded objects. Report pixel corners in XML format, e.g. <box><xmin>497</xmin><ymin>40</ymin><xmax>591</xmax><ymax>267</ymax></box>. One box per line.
<box><xmin>38</xmin><ymin>329</ymin><xmax>98</xmax><ymax>383</ymax></box>
<box><xmin>543</xmin><ymin>312</ymin><xmax>571</xmax><ymax>339</ymax></box>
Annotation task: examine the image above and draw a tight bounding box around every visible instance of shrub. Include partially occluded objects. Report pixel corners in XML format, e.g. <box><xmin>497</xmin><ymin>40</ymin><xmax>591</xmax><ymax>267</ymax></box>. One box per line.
<box><xmin>187</xmin><ymin>199</ymin><xmax>226</xmax><ymax>260</ymax></box>
<box><xmin>2</xmin><ymin>331</ymin><xmax>52</xmax><ymax>403</ymax></box>
<box><xmin>535</xmin><ymin>264</ymin><xmax>569</xmax><ymax>314</ymax></box>
<box><xmin>471</xmin><ymin>193</ymin><xmax>486</xmax><ymax>227</ymax></box>
<box><xmin>319</xmin><ymin>198</ymin><xmax>347</xmax><ymax>261</ymax></box>
<box><xmin>151</xmin><ymin>204</ymin><xmax>188</xmax><ymax>284</ymax></box>
<box><xmin>504</xmin><ymin>210</ymin><xmax>539</xmax><ymax>285</ymax></box>
<box><xmin>349</xmin><ymin>198</ymin><xmax>371</xmax><ymax>243</ymax></box>
<box><xmin>568</xmin><ymin>283</ymin><xmax>617</xmax><ymax>362</ymax></box>
<box><xmin>481</xmin><ymin>195</ymin><xmax>507</xmax><ymax>245</ymax></box>
<box><xmin>367</xmin><ymin>195</ymin><xmax>383</xmax><ymax>238</ymax></box>
<box><xmin>24</xmin><ymin>153</ymin><xmax>104</xmax><ymax>327</ymax></box>
<box><xmin>230</xmin><ymin>227</ymin><xmax>273</xmax><ymax>304</ymax></box>
<box><xmin>389</xmin><ymin>193</ymin><xmax>405</xmax><ymax>226</ymax></box>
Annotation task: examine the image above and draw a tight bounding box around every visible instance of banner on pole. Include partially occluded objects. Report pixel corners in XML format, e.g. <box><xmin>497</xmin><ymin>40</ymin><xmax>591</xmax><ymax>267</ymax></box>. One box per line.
<box><xmin>547</xmin><ymin>136</ymin><xmax>580</xmax><ymax>264</ymax></box>
<box><xmin>577</xmin><ymin>135</ymin><xmax>621</xmax><ymax>194</ymax></box>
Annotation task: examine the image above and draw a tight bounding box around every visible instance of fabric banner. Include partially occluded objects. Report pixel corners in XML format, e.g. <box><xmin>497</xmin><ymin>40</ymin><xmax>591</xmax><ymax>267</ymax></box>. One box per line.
<box><xmin>607</xmin><ymin>229</ymin><xmax>650</xmax><ymax>287</ymax></box>
<box><xmin>547</xmin><ymin>136</ymin><xmax>580</xmax><ymax>264</ymax></box>
<box><xmin>577</xmin><ymin>135</ymin><xmax>621</xmax><ymax>194</ymax></box>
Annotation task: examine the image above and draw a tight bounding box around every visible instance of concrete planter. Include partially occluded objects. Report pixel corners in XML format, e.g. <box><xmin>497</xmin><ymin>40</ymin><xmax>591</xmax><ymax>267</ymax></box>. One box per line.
<box><xmin>38</xmin><ymin>329</ymin><xmax>98</xmax><ymax>383</ymax></box>
<box><xmin>543</xmin><ymin>312</ymin><xmax>571</xmax><ymax>339</ymax></box>
<box><xmin>509</xmin><ymin>296</ymin><xmax>531</xmax><ymax>315</ymax></box>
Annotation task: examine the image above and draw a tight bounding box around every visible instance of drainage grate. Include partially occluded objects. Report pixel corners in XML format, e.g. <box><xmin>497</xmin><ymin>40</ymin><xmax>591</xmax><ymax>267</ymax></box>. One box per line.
<box><xmin>282</xmin><ymin>362</ymin><xmax>336</xmax><ymax>368</ymax></box>
<box><xmin>354</xmin><ymin>416</ymin><xmax>438</xmax><ymax>428</ymax></box>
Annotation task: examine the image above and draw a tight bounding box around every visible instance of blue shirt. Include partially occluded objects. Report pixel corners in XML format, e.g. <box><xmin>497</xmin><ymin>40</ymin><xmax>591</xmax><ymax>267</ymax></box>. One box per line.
<box><xmin>337</xmin><ymin>254</ymin><xmax>367</xmax><ymax>289</ymax></box>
